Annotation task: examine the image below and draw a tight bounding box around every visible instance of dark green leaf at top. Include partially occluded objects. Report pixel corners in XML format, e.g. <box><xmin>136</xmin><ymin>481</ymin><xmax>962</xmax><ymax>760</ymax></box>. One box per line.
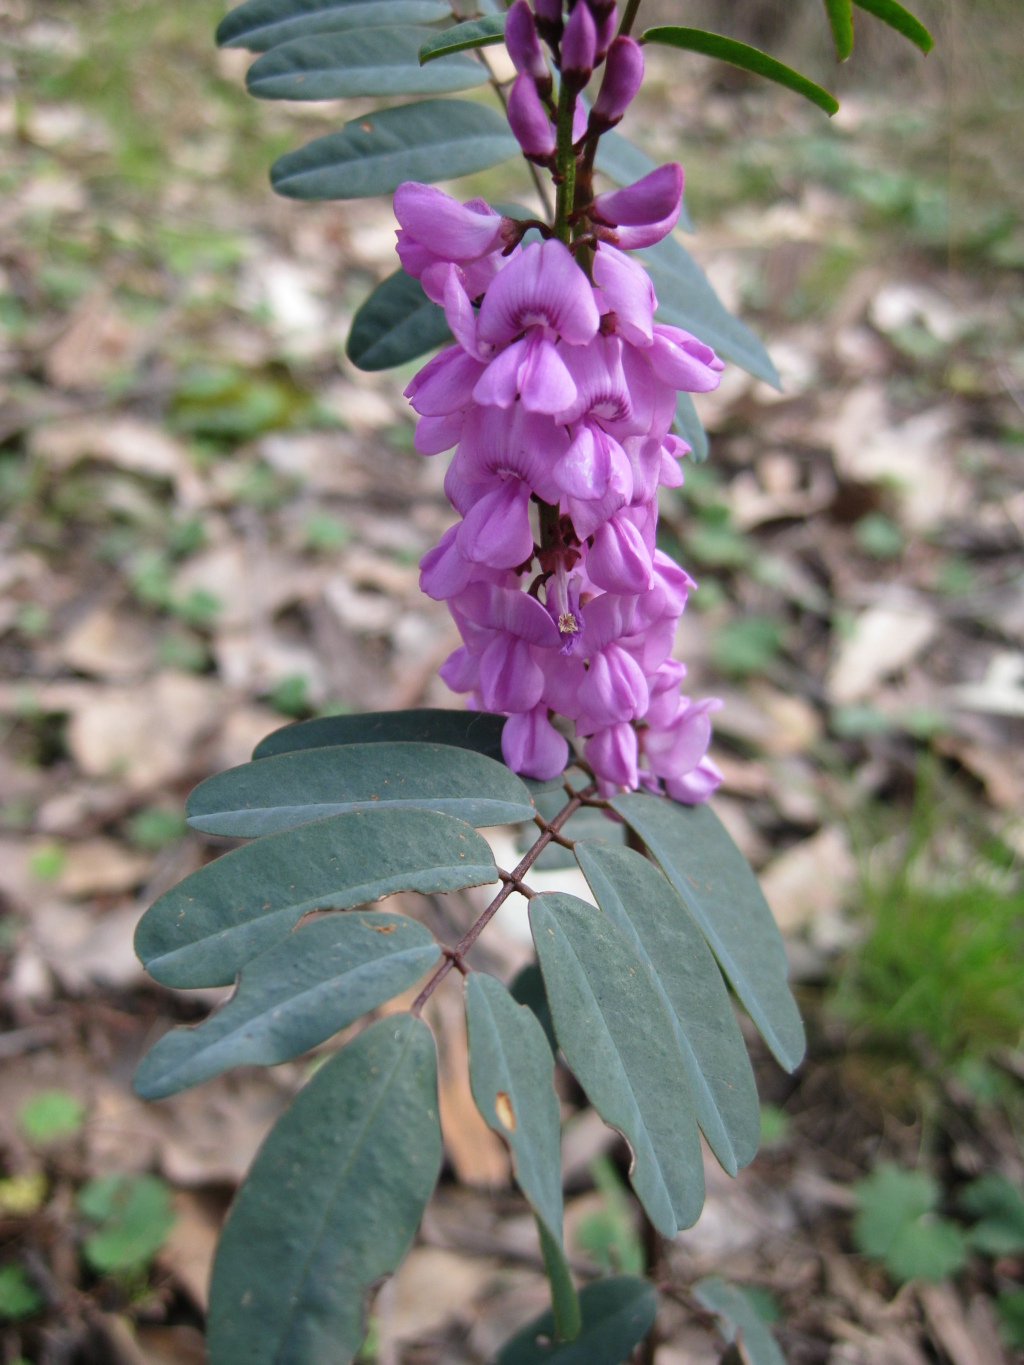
<box><xmin>641</xmin><ymin>28</ymin><xmax>839</xmax><ymax>116</ymax></box>
<box><xmin>270</xmin><ymin>99</ymin><xmax>518</xmax><ymax>201</ymax></box>
<box><xmin>420</xmin><ymin>14</ymin><xmax>506</xmax><ymax>63</ymax></box>
<box><xmin>530</xmin><ymin>892</ymin><xmax>704</xmax><ymax>1238</ymax></box>
<box><xmin>609</xmin><ymin>794</ymin><xmax>805</xmax><ymax>1073</ymax></box>
<box><xmin>466</xmin><ymin>974</ymin><xmax>580</xmax><ymax>1341</ymax></box>
<box><xmin>207</xmin><ymin>1015</ymin><xmax>442</xmax><ymax>1365</ymax></box>
<box><xmin>135</xmin><ymin>806</ymin><xmax>494</xmax><ymax>987</ymax></box>
<box><xmin>217</xmin><ymin>0</ymin><xmax>451</xmax><ymax>52</ymax></box>
<box><xmin>638</xmin><ymin>233</ymin><xmax>780</xmax><ymax>388</ymax></box>
<box><xmin>693</xmin><ymin>1278</ymin><xmax>788</xmax><ymax>1365</ymax></box>
<box><xmin>347</xmin><ymin>270</ymin><xmax>452</xmax><ymax>371</ymax></box>
<box><xmin>496</xmin><ymin>1276</ymin><xmax>657</xmax><ymax>1365</ymax></box>
<box><xmin>823</xmin><ymin>0</ymin><xmax>854</xmax><ymax>60</ymax></box>
<box><xmin>575</xmin><ymin>841</ymin><xmax>760</xmax><ymax>1177</ymax></box>
<box><xmin>853</xmin><ymin>0</ymin><xmax>933</xmax><ymax>53</ymax></box>
<box><xmin>246</xmin><ymin>27</ymin><xmax>488</xmax><ymax>101</ymax></box>
<box><xmin>134</xmin><ymin>912</ymin><xmax>440</xmax><ymax>1098</ymax></box>
<box><xmin>185</xmin><ymin>741</ymin><xmax>534</xmax><ymax>837</ymax></box>
<box><xmin>255</xmin><ymin>708</ymin><xmax>505</xmax><ymax>761</ymax></box>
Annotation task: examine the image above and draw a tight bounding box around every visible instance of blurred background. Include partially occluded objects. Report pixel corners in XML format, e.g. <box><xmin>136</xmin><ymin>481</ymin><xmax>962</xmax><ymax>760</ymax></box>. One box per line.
<box><xmin>0</xmin><ymin>0</ymin><xmax>1022</xmax><ymax>1362</ymax></box>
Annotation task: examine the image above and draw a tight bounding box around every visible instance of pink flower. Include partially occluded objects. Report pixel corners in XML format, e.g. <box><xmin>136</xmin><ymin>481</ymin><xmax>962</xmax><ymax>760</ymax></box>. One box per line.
<box><xmin>591</xmin><ymin>163</ymin><xmax>685</xmax><ymax>249</ymax></box>
<box><xmin>502</xmin><ymin>704</ymin><xmax>569</xmax><ymax>779</ymax></box>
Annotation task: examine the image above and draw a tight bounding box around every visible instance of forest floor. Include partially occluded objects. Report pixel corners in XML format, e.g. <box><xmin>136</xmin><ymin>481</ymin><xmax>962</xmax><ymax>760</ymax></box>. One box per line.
<box><xmin>1</xmin><ymin>2</ymin><xmax>1023</xmax><ymax>1363</ymax></box>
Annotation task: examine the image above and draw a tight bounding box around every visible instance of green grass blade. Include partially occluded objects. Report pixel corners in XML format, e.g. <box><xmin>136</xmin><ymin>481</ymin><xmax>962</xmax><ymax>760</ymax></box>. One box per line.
<box><xmin>823</xmin><ymin>0</ymin><xmax>854</xmax><ymax>60</ymax></box>
<box><xmin>853</xmin><ymin>0</ymin><xmax>933</xmax><ymax>53</ymax></box>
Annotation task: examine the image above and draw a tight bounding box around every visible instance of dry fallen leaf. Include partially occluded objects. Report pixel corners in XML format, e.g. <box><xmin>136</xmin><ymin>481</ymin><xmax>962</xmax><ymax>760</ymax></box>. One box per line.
<box><xmin>828</xmin><ymin>603</ymin><xmax>939</xmax><ymax>704</ymax></box>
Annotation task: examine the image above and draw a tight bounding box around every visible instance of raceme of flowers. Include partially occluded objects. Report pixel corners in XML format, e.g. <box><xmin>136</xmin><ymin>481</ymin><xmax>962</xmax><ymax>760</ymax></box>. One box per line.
<box><xmin>394</xmin><ymin>0</ymin><xmax>725</xmax><ymax>799</ymax></box>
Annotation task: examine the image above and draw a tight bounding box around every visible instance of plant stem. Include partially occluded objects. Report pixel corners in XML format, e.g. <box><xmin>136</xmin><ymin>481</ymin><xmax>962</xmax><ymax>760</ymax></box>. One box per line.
<box><xmin>411</xmin><ymin>783</ymin><xmax>596</xmax><ymax>1014</ymax></box>
<box><xmin>618</xmin><ymin>0</ymin><xmax>643</xmax><ymax>38</ymax></box>
<box><xmin>553</xmin><ymin>75</ymin><xmax>578</xmax><ymax>245</ymax></box>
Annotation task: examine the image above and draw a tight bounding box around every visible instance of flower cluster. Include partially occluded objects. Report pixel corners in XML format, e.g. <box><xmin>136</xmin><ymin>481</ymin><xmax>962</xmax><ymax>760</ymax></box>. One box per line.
<box><xmin>394</xmin><ymin>1</ymin><xmax>725</xmax><ymax>799</ymax></box>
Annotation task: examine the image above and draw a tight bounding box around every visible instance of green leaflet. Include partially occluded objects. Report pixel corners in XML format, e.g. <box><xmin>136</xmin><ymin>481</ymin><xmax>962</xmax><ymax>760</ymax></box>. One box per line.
<box><xmin>638</xmin><ymin>233</ymin><xmax>780</xmax><ymax>387</ymax></box>
<box><xmin>529</xmin><ymin>893</ymin><xmax>704</xmax><ymax>1238</ymax></box>
<box><xmin>575</xmin><ymin>841</ymin><xmax>760</xmax><ymax>1177</ymax></box>
<box><xmin>206</xmin><ymin>1015</ymin><xmax>442</xmax><ymax>1365</ymax></box>
<box><xmin>641</xmin><ymin>27</ymin><xmax>839</xmax><ymax>117</ymax></box>
<box><xmin>134</xmin><ymin>912</ymin><xmax>440</xmax><ymax>1097</ymax></box>
<box><xmin>673</xmin><ymin>391</ymin><xmax>708</xmax><ymax>462</ymax></box>
<box><xmin>185</xmin><ymin>741</ymin><xmax>535</xmax><ymax>837</ymax></box>
<box><xmin>270</xmin><ymin>99</ymin><xmax>518</xmax><ymax>200</ymax></box>
<box><xmin>509</xmin><ymin>960</ymin><xmax>558</xmax><ymax>1055</ymax></box>
<box><xmin>497</xmin><ymin>1276</ymin><xmax>657</xmax><ymax>1365</ymax></box>
<box><xmin>217</xmin><ymin>0</ymin><xmax>451</xmax><ymax>51</ymax></box>
<box><xmin>823</xmin><ymin>0</ymin><xmax>854</xmax><ymax>60</ymax></box>
<box><xmin>610</xmin><ymin>794</ymin><xmax>806</xmax><ymax>1073</ymax></box>
<box><xmin>465</xmin><ymin>974</ymin><xmax>580</xmax><ymax>1341</ymax></box>
<box><xmin>346</xmin><ymin>269</ymin><xmax>451</xmax><ymax>371</ymax></box>
<box><xmin>419</xmin><ymin>14</ymin><xmax>506</xmax><ymax>62</ymax></box>
<box><xmin>853</xmin><ymin>0</ymin><xmax>933</xmax><ymax>53</ymax></box>
<box><xmin>694</xmin><ymin>1278</ymin><xmax>788</xmax><ymax>1365</ymax></box>
<box><xmin>254</xmin><ymin>707</ymin><xmax>506</xmax><ymax>761</ymax></box>
<box><xmin>246</xmin><ymin>27</ymin><xmax>487</xmax><ymax>101</ymax></box>
<box><xmin>135</xmin><ymin>806</ymin><xmax>494</xmax><ymax>986</ymax></box>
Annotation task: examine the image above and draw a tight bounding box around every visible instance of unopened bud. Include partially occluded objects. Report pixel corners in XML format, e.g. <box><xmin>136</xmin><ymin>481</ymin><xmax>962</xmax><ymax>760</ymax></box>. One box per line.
<box><xmin>560</xmin><ymin>0</ymin><xmax>596</xmax><ymax>89</ymax></box>
<box><xmin>590</xmin><ymin>36</ymin><xmax>644</xmax><ymax>130</ymax></box>
<box><xmin>507</xmin><ymin>71</ymin><xmax>557</xmax><ymax>160</ymax></box>
<box><xmin>532</xmin><ymin>0</ymin><xmax>563</xmax><ymax>45</ymax></box>
<box><xmin>505</xmin><ymin>0</ymin><xmax>553</xmax><ymax>96</ymax></box>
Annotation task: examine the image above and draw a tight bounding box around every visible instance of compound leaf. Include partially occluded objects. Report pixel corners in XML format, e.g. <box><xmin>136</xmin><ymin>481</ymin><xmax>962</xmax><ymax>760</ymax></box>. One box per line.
<box><xmin>420</xmin><ymin>14</ymin><xmax>506</xmax><ymax>62</ymax></box>
<box><xmin>347</xmin><ymin>270</ymin><xmax>452</xmax><ymax>370</ymax></box>
<box><xmin>135</xmin><ymin>807</ymin><xmax>494</xmax><ymax>986</ymax></box>
<box><xmin>610</xmin><ymin>795</ymin><xmax>805</xmax><ymax>1073</ymax></box>
<box><xmin>254</xmin><ymin>707</ymin><xmax>506</xmax><ymax>761</ymax></box>
<box><xmin>693</xmin><ymin>1278</ymin><xmax>788</xmax><ymax>1365</ymax></box>
<box><xmin>641</xmin><ymin>27</ymin><xmax>839</xmax><ymax>116</ymax></box>
<box><xmin>823</xmin><ymin>0</ymin><xmax>854</xmax><ymax>60</ymax></box>
<box><xmin>270</xmin><ymin>98</ymin><xmax>518</xmax><ymax>200</ymax></box>
<box><xmin>529</xmin><ymin>893</ymin><xmax>704</xmax><ymax>1238</ymax></box>
<box><xmin>496</xmin><ymin>1276</ymin><xmax>657</xmax><ymax>1365</ymax></box>
<box><xmin>247</xmin><ymin>27</ymin><xmax>487</xmax><ymax>100</ymax></box>
<box><xmin>135</xmin><ymin>912</ymin><xmax>439</xmax><ymax>1097</ymax></box>
<box><xmin>575</xmin><ymin>841</ymin><xmax>760</xmax><ymax>1177</ymax></box>
<box><xmin>185</xmin><ymin>741</ymin><xmax>534</xmax><ymax>837</ymax></box>
<box><xmin>466</xmin><ymin>974</ymin><xmax>579</xmax><ymax>1341</ymax></box>
<box><xmin>207</xmin><ymin>1015</ymin><xmax>442</xmax><ymax>1365</ymax></box>
<box><xmin>853</xmin><ymin>0</ymin><xmax>933</xmax><ymax>53</ymax></box>
<box><xmin>638</xmin><ymin>233</ymin><xmax>780</xmax><ymax>387</ymax></box>
<box><xmin>218</xmin><ymin>0</ymin><xmax>451</xmax><ymax>50</ymax></box>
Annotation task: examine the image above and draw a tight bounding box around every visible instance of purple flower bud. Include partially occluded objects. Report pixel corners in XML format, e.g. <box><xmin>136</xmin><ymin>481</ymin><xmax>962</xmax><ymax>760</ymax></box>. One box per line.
<box><xmin>507</xmin><ymin>71</ymin><xmax>557</xmax><ymax>160</ymax></box>
<box><xmin>533</xmin><ymin>0</ymin><xmax>563</xmax><ymax>40</ymax></box>
<box><xmin>591</xmin><ymin>37</ymin><xmax>644</xmax><ymax>128</ymax></box>
<box><xmin>505</xmin><ymin>0</ymin><xmax>552</xmax><ymax>94</ymax></box>
<box><xmin>593</xmin><ymin>7</ymin><xmax>617</xmax><ymax>61</ymax></box>
<box><xmin>591</xmin><ymin>163</ymin><xmax>684</xmax><ymax>249</ymax></box>
<box><xmin>560</xmin><ymin>0</ymin><xmax>596</xmax><ymax>88</ymax></box>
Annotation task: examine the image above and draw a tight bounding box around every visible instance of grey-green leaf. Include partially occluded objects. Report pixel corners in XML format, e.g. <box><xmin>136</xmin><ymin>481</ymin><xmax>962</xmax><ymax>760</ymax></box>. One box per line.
<box><xmin>496</xmin><ymin>1276</ymin><xmax>657</xmax><ymax>1365</ymax></box>
<box><xmin>594</xmin><ymin>131</ymin><xmax>693</xmax><ymax>233</ymax></box>
<box><xmin>186</xmin><ymin>741</ymin><xmax>534</xmax><ymax>837</ymax></box>
<box><xmin>638</xmin><ymin>233</ymin><xmax>780</xmax><ymax>387</ymax></box>
<box><xmin>135</xmin><ymin>807</ymin><xmax>495</xmax><ymax>986</ymax></box>
<box><xmin>206</xmin><ymin>1014</ymin><xmax>441</xmax><ymax>1365</ymax></box>
<box><xmin>134</xmin><ymin>912</ymin><xmax>440</xmax><ymax>1098</ymax></box>
<box><xmin>270</xmin><ymin>99</ymin><xmax>518</xmax><ymax>200</ymax></box>
<box><xmin>641</xmin><ymin>28</ymin><xmax>839</xmax><ymax>116</ymax></box>
<box><xmin>347</xmin><ymin>269</ymin><xmax>452</xmax><ymax>370</ymax></box>
<box><xmin>853</xmin><ymin>0</ymin><xmax>933</xmax><ymax>53</ymax></box>
<box><xmin>466</xmin><ymin>974</ymin><xmax>580</xmax><ymax>1341</ymax></box>
<box><xmin>509</xmin><ymin>961</ymin><xmax>557</xmax><ymax>1055</ymax></box>
<box><xmin>247</xmin><ymin>27</ymin><xmax>488</xmax><ymax>101</ymax></box>
<box><xmin>420</xmin><ymin>14</ymin><xmax>506</xmax><ymax>63</ymax></box>
<box><xmin>217</xmin><ymin>0</ymin><xmax>451</xmax><ymax>51</ymax></box>
<box><xmin>255</xmin><ymin>707</ymin><xmax>507</xmax><ymax>761</ymax></box>
<box><xmin>609</xmin><ymin>795</ymin><xmax>805</xmax><ymax>1073</ymax></box>
<box><xmin>575</xmin><ymin>841</ymin><xmax>760</xmax><ymax>1177</ymax></box>
<box><xmin>674</xmin><ymin>391</ymin><xmax>708</xmax><ymax>461</ymax></box>
<box><xmin>693</xmin><ymin>1278</ymin><xmax>788</xmax><ymax>1365</ymax></box>
<box><xmin>529</xmin><ymin>893</ymin><xmax>703</xmax><ymax>1238</ymax></box>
